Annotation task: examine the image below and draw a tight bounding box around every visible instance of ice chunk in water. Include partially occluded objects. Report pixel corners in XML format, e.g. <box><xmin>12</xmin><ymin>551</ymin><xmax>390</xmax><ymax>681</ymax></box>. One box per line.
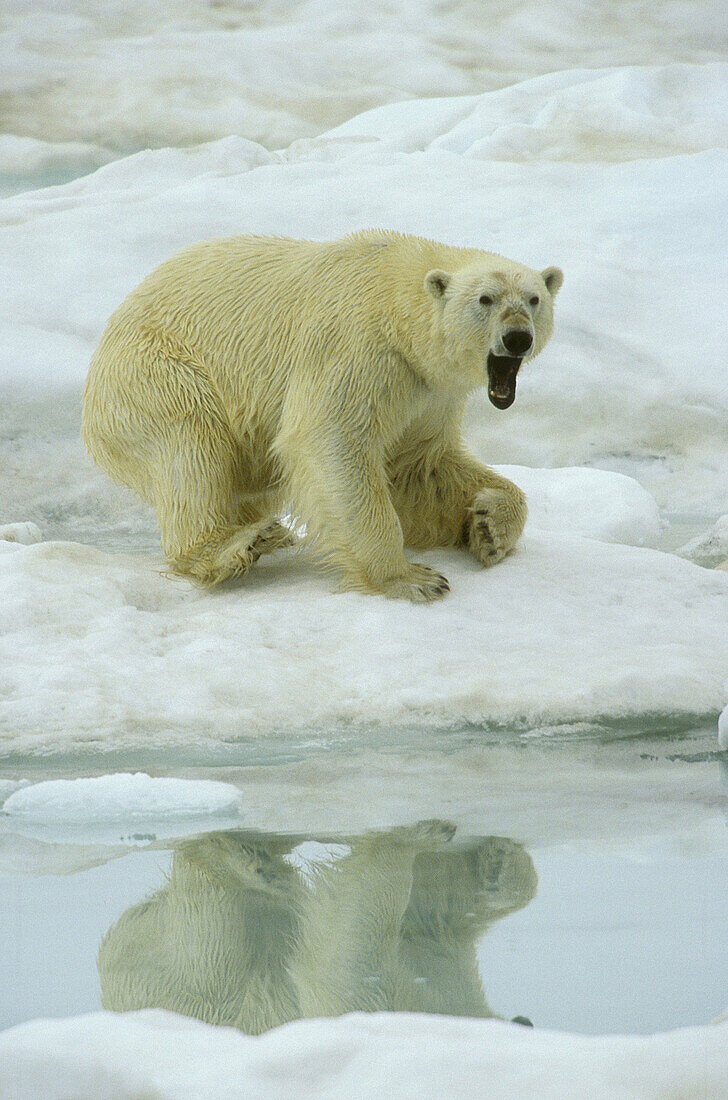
<box><xmin>2</xmin><ymin>773</ymin><xmax>243</xmax><ymax>824</ymax></box>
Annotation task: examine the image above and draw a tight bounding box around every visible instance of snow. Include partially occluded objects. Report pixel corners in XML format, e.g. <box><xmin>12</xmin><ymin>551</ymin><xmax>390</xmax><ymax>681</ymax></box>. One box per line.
<box><xmin>677</xmin><ymin>515</ymin><xmax>728</xmax><ymax>569</ymax></box>
<box><xmin>325</xmin><ymin>64</ymin><xmax>728</xmax><ymax>162</ymax></box>
<box><xmin>1</xmin><ymin>773</ymin><xmax>243</xmax><ymax>824</ymax></box>
<box><xmin>0</xmin><ymin>522</ymin><xmax>42</xmax><ymax>546</ymax></box>
<box><xmin>0</xmin><ymin>779</ymin><xmax>27</xmax><ymax>804</ymax></box>
<box><xmin>719</xmin><ymin>704</ymin><xmax>728</xmax><ymax>750</ymax></box>
<box><xmin>0</xmin><ymin>1009</ymin><xmax>726</xmax><ymax>1100</ymax></box>
<box><xmin>1</xmin><ymin>517</ymin><xmax>726</xmax><ymax>757</ymax></box>
<box><xmin>495</xmin><ymin>465</ymin><xmax>661</xmax><ymax>545</ymax></box>
<box><xmin>2</xmin><ymin>2</ymin><xmax>724</xmax><ymax>167</ymax></box>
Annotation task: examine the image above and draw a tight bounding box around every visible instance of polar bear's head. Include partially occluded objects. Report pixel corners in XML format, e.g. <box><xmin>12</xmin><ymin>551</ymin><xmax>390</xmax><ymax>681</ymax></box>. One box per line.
<box><xmin>424</xmin><ymin>257</ymin><xmax>563</xmax><ymax>408</ymax></box>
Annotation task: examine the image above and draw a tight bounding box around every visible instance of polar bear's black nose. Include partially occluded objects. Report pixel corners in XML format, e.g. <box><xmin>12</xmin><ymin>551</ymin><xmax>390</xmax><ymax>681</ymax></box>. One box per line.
<box><xmin>502</xmin><ymin>329</ymin><xmax>533</xmax><ymax>356</ymax></box>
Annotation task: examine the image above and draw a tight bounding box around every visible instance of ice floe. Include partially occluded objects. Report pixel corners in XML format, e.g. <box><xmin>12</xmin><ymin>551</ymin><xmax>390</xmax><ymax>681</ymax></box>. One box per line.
<box><xmin>677</xmin><ymin>515</ymin><xmax>728</xmax><ymax>570</ymax></box>
<box><xmin>0</xmin><ymin>1009</ymin><xmax>726</xmax><ymax>1100</ymax></box>
<box><xmin>1</xmin><ymin>773</ymin><xmax>244</xmax><ymax>824</ymax></box>
<box><xmin>496</xmin><ymin>466</ymin><xmax>661</xmax><ymax>545</ymax></box>
<box><xmin>0</xmin><ymin>522</ymin><xmax>42</xmax><ymax>546</ymax></box>
<box><xmin>0</xmin><ymin>506</ymin><xmax>726</xmax><ymax>757</ymax></box>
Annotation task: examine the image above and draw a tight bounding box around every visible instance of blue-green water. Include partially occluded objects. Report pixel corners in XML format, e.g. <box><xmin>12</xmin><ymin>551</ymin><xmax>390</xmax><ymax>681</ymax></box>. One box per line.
<box><xmin>2</xmin><ymin>731</ymin><xmax>726</xmax><ymax>1037</ymax></box>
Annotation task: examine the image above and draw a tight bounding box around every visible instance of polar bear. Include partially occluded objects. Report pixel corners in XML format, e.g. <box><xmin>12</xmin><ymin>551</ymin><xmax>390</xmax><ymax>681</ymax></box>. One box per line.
<box><xmin>97</xmin><ymin>823</ymin><xmax>537</xmax><ymax>1033</ymax></box>
<box><xmin>82</xmin><ymin>231</ymin><xmax>562</xmax><ymax>600</ymax></box>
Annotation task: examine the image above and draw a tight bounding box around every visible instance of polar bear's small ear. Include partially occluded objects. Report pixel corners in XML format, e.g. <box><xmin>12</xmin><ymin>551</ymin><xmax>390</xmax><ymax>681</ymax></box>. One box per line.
<box><xmin>424</xmin><ymin>269</ymin><xmax>451</xmax><ymax>300</ymax></box>
<box><xmin>541</xmin><ymin>267</ymin><xmax>564</xmax><ymax>296</ymax></box>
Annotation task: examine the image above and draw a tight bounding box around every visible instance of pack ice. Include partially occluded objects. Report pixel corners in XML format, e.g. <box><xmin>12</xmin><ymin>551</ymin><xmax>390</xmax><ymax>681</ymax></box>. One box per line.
<box><xmin>0</xmin><ymin>66</ymin><xmax>727</xmax><ymax>757</ymax></box>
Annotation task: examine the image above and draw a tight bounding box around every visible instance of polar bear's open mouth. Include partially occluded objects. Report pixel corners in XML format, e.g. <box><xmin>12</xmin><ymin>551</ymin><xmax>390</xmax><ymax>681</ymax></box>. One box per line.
<box><xmin>487</xmin><ymin>353</ymin><xmax>522</xmax><ymax>410</ymax></box>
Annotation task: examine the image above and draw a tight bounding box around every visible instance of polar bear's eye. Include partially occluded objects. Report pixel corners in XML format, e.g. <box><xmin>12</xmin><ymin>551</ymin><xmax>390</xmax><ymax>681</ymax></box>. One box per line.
<box><xmin>479</xmin><ymin>294</ymin><xmax>493</xmax><ymax>306</ymax></box>
<box><xmin>529</xmin><ymin>295</ymin><xmax>540</xmax><ymax>307</ymax></box>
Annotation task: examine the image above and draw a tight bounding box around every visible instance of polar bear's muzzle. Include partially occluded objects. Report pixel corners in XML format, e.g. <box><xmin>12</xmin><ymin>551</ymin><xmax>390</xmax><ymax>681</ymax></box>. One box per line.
<box><xmin>487</xmin><ymin>352</ymin><xmax>522</xmax><ymax>410</ymax></box>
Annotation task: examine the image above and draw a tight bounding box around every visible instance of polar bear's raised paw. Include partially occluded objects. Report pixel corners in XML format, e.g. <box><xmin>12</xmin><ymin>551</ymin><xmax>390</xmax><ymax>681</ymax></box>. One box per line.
<box><xmin>467</xmin><ymin>486</ymin><xmax>526</xmax><ymax>568</ymax></box>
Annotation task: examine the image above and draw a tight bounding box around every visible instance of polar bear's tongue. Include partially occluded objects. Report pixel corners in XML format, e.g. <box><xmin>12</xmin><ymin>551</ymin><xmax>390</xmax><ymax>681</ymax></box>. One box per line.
<box><xmin>487</xmin><ymin>353</ymin><xmax>521</xmax><ymax>410</ymax></box>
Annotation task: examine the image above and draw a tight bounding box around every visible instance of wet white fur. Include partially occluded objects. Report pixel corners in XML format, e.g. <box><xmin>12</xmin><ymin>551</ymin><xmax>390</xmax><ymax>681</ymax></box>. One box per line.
<box><xmin>82</xmin><ymin>230</ymin><xmax>562</xmax><ymax>599</ymax></box>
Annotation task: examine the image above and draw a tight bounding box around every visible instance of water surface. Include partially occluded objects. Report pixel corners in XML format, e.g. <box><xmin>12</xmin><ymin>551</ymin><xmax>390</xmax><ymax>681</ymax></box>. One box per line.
<box><xmin>2</xmin><ymin>730</ymin><xmax>726</xmax><ymax>1037</ymax></box>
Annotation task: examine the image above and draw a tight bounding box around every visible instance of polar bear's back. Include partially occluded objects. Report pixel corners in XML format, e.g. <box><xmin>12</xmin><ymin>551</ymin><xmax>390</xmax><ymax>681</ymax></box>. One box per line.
<box><xmin>109</xmin><ymin>231</ymin><xmax>400</xmax><ymax>340</ymax></box>
<box><xmin>101</xmin><ymin>234</ymin><xmax>334</xmax><ymax>380</ymax></box>
<box><xmin>89</xmin><ymin>232</ymin><xmax>412</xmax><ymax>415</ymax></box>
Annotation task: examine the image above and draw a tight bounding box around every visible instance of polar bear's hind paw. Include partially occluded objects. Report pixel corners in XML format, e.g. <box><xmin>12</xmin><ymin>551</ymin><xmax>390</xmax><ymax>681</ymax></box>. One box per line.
<box><xmin>174</xmin><ymin>519</ymin><xmax>292</xmax><ymax>586</ymax></box>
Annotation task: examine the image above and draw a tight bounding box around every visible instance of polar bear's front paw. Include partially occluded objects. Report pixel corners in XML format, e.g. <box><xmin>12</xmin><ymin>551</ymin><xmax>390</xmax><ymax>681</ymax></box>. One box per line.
<box><xmin>380</xmin><ymin>563</ymin><xmax>450</xmax><ymax>602</ymax></box>
<box><xmin>467</xmin><ymin>486</ymin><xmax>526</xmax><ymax>568</ymax></box>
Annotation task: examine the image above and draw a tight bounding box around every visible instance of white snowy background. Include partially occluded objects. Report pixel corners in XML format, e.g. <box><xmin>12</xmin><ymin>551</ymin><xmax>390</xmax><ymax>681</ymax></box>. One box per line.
<box><xmin>1</xmin><ymin>1</ymin><xmax>728</xmax><ymax>1096</ymax></box>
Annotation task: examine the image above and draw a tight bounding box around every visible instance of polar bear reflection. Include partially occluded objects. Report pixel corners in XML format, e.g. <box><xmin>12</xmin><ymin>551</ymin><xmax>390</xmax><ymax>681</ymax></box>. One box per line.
<box><xmin>98</xmin><ymin>822</ymin><xmax>536</xmax><ymax>1033</ymax></box>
